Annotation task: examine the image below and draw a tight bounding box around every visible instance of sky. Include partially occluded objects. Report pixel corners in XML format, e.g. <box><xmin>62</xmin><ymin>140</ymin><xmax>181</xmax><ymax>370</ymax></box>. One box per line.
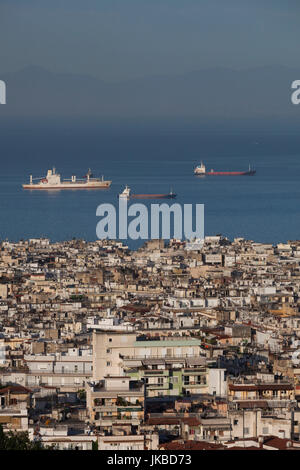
<box><xmin>0</xmin><ymin>0</ymin><xmax>300</xmax><ymax>81</ymax></box>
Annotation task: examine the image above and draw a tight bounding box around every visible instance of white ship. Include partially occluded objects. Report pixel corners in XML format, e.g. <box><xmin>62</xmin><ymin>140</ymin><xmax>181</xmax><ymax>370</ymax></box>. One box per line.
<box><xmin>118</xmin><ymin>185</ymin><xmax>131</xmax><ymax>199</ymax></box>
<box><xmin>23</xmin><ymin>168</ymin><xmax>112</xmax><ymax>190</ymax></box>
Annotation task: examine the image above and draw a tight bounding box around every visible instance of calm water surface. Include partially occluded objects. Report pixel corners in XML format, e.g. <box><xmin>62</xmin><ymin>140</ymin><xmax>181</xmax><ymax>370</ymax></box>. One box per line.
<box><xmin>0</xmin><ymin>119</ymin><xmax>300</xmax><ymax>249</ymax></box>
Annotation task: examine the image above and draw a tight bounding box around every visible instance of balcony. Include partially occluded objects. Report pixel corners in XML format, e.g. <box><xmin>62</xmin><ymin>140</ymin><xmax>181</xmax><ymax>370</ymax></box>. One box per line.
<box><xmin>95</xmin><ymin>417</ymin><xmax>141</xmax><ymax>426</ymax></box>
<box><xmin>117</xmin><ymin>406</ymin><xmax>143</xmax><ymax>412</ymax></box>
<box><xmin>144</xmin><ymin>370</ymin><xmax>166</xmax><ymax>375</ymax></box>
<box><xmin>27</xmin><ymin>369</ymin><xmax>92</xmax><ymax>376</ymax></box>
<box><xmin>183</xmin><ymin>383</ymin><xmax>207</xmax><ymax>389</ymax></box>
<box><xmin>93</xmin><ymin>405</ymin><xmax>117</xmax><ymax>412</ymax></box>
<box><xmin>182</xmin><ymin>368</ymin><xmax>206</xmax><ymax>374</ymax></box>
<box><xmin>121</xmin><ymin>354</ymin><xmax>198</xmax><ymax>360</ymax></box>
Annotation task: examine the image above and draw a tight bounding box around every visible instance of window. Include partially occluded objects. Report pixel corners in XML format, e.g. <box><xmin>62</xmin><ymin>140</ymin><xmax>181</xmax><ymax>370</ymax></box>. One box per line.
<box><xmin>244</xmin><ymin>427</ymin><xmax>249</xmax><ymax>435</ymax></box>
<box><xmin>234</xmin><ymin>420</ymin><xmax>238</xmax><ymax>425</ymax></box>
<box><xmin>106</xmin><ymin>349</ymin><xmax>112</xmax><ymax>354</ymax></box>
<box><xmin>184</xmin><ymin>376</ymin><xmax>190</xmax><ymax>385</ymax></box>
<box><xmin>109</xmin><ymin>338</ymin><xmax>112</xmax><ymax>342</ymax></box>
<box><xmin>107</xmin><ymin>361</ymin><xmax>111</xmax><ymax>366</ymax></box>
<box><xmin>196</xmin><ymin>375</ymin><xmax>206</xmax><ymax>385</ymax></box>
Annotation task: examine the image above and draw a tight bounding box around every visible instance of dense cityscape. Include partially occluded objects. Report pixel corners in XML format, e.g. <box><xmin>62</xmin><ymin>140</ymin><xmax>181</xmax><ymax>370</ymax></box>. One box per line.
<box><xmin>0</xmin><ymin>235</ymin><xmax>300</xmax><ymax>450</ymax></box>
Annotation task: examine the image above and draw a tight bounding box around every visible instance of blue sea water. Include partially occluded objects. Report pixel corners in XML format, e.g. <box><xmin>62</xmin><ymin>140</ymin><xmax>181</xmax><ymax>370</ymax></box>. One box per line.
<box><xmin>0</xmin><ymin>118</ymin><xmax>300</xmax><ymax>249</ymax></box>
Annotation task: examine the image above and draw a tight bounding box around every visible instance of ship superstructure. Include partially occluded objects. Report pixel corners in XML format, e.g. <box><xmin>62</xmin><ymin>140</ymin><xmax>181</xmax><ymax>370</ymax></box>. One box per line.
<box><xmin>23</xmin><ymin>168</ymin><xmax>112</xmax><ymax>190</ymax></box>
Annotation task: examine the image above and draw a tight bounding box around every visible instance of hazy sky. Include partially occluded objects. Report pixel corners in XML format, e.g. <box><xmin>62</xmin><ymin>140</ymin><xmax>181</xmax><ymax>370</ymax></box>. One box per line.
<box><xmin>1</xmin><ymin>0</ymin><xmax>300</xmax><ymax>80</ymax></box>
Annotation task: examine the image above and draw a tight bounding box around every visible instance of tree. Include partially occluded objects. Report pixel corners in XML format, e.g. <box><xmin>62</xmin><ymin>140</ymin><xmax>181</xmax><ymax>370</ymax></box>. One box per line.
<box><xmin>116</xmin><ymin>396</ymin><xmax>128</xmax><ymax>406</ymax></box>
<box><xmin>77</xmin><ymin>389</ymin><xmax>86</xmax><ymax>401</ymax></box>
<box><xmin>92</xmin><ymin>440</ymin><xmax>98</xmax><ymax>450</ymax></box>
<box><xmin>0</xmin><ymin>424</ymin><xmax>50</xmax><ymax>450</ymax></box>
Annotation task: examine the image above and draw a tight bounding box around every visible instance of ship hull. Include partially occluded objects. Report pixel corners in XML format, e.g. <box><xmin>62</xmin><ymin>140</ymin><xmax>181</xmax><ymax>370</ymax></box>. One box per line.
<box><xmin>195</xmin><ymin>170</ymin><xmax>256</xmax><ymax>176</ymax></box>
<box><xmin>131</xmin><ymin>194</ymin><xmax>176</xmax><ymax>199</ymax></box>
<box><xmin>23</xmin><ymin>182</ymin><xmax>111</xmax><ymax>190</ymax></box>
<box><xmin>119</xmin><ymin>194</ymin><xmax>176</xmax><ymax>199</ymax></box>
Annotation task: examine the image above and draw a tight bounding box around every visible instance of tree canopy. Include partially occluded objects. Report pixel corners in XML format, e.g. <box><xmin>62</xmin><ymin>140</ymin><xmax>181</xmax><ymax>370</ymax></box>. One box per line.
<box><xmin>0</xmin><ymin>424</ymin><xmax>48</xmax><ymax>450</ymax></box>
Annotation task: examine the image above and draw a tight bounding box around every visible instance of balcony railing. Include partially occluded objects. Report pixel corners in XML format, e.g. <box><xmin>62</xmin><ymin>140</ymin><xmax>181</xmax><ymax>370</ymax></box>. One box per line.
<box><xmin>183</xmin><ymin>383</ymin><xmax>207</xmax><ymax>387</ymax></box>
<box><xmin>147</xmin><ymin>383</ymin><xmax>168</xmax><ymax>389</ymax></box>
<box><xmin>121</xmin><ymin>354</ymin><xmax>199</xmax><ymax>360</ymax></box>
<box><xmin>27</xmin><ymin>369</ymin><xmax>92</xmax><ymax>376</ymax></box>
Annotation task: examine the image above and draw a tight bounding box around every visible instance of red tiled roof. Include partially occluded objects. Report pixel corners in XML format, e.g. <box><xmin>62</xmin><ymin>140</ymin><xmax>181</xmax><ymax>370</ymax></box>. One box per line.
<box><xmin>147</xmin><ymin>418</ymin><xmax>180</xmax><ymax>425</ymax></box>
<box><xmin>225</xmin><ymin>436</ymin><xmax>300</xmax><ymax>450</ymax></box>
<box><xmin>160</xmin><ymin>440</ymin><xmax>224</xmax><ymax>450</ymax></box>
<box><xmin>224</xmin><ymin>446</ymin><xmax>263</xmax><ymax>450</ymax></box>
<box><xmin>0</xmin><ymin>385</ymin><xmax>32</xmax><ymax>394</ymax></box>
<box><xmin>262</xmin><ymin>436</ymin><xmax>295</xmax><ymax>450</ymax></box>
<box><xmin>237</xmin><ymin>400</ymin><xmax>268</xmax><ymax>408</ymax></box>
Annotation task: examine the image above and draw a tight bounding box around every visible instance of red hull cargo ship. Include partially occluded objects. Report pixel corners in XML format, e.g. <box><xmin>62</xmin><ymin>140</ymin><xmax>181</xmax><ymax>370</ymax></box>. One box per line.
<box><xmin>194</xmin><ymin>162</ymin><xmax>256</xmax><ymax>176</ymax></box>
<box><xmin>119</xmin><ymin>186</ymin><xmax>176</xmax><ymax>199</ymax></box>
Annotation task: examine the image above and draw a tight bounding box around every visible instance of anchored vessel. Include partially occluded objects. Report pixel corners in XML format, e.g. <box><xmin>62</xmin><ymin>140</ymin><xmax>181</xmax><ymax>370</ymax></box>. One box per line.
<box><xmin>194</xmin><ymin>161</ymin><xmax>256</xmax><ymax>176</ymax></box>
<box><xmin>23</xmin><ymin>168</ymin><xmax>112</xmax><ymax>190</ymax></box>
<box><xmin>119</xmin><ymin>185</ymin><xmax>176</xmax><ymax>199</ymax></box>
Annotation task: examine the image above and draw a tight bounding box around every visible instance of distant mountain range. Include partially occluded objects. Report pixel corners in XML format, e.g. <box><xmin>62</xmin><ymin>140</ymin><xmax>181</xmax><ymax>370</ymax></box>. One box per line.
<box><xmin>1</xmin><ymin>64</ymin><xmax>300</xmax><ymax>120</ymax></box>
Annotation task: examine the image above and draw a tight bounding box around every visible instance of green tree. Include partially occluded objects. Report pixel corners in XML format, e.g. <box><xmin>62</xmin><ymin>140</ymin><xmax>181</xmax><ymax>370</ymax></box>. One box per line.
<box><xmin>77</xmin><ymin>389</ymin><xmax>86</xmax><ymax>401</ymax></box>
<box><xmin>0</xmin><ymin>424</ymin><xmax>50</xmax><ymax>450</ymax></box>
<box><xmin>92</xmin><ymin>440</ymin><xmax>98</xmax><ymax>450</ymax></box>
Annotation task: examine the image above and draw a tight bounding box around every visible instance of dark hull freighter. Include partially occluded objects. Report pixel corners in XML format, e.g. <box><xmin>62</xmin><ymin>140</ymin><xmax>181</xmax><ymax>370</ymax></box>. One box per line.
<box><xmin>119</xmin><ymin>186</ymin><xmax>176</xmax><ymax>199</ymax></box>
<box><xmin>194</xmin><ymin>162</ymin><xmax>256</xmax><ymax>176</ymax></box>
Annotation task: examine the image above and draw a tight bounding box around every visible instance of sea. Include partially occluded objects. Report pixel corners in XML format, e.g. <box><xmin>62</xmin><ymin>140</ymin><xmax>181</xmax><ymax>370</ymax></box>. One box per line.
<box><xmin>0</xmin><ymin>117</ymin><xmax>300</xmax><ymax>250</ymax></box>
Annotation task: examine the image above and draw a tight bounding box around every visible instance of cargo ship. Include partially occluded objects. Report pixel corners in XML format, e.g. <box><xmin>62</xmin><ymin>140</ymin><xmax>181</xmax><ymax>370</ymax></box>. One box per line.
<box><xmin>194</xmin><ymin>162</ymin><xmax>256</xmax><ymax>176</ymax></box>
<box><xmin>23</xmin><ymin>168</ymin><xmax>112</xmax><ymax>190</ymax></box>
<box><xmin>118</xmin><ymin>185</ymin><xmax>176</xmax><ymax>199</ymax></box>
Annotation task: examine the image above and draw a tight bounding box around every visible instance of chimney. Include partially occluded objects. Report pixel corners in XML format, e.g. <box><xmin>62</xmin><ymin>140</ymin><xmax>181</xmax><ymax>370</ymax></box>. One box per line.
<box><xmin>258</xmin><ymin>435</ymin><xmax>264</xmax><ymax>447</ymax></box>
